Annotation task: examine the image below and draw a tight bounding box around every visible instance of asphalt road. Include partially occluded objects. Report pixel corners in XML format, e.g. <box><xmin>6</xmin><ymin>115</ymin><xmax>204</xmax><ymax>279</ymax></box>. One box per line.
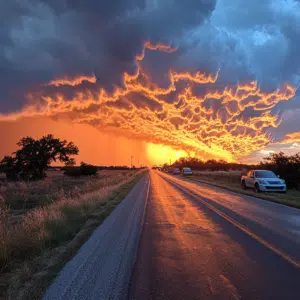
<box><xmin>43</xmin><ymin>170</ymin><xmax>300</xmax><ymax>300</ymax></box>
<box><xmin>129</xmin><ymin>171</ymin><xmax>300</xmax><ymax>300</ymax></box>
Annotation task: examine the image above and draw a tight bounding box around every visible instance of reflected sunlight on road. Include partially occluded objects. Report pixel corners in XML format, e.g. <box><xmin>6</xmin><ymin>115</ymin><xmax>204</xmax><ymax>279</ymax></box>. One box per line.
<box><xmin>158</xmin><ymin>171</ymin><xmax>300</xmax><ymax>243</ymax></box>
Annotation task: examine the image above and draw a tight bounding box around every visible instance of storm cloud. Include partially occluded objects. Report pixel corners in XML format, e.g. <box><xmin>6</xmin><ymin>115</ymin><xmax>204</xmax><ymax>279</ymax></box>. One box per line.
<box><xmin>2</xmin><ymin>0</ymin><xmax>300</xmax><ymax>106</ymax></box>
<box><xmin>0</xmin><ymin>0</ymin><xmax>216</xmax><ymax>110</ymax></box>
<box><xmin>1</xmin><ymin>0</ymin><xmax>300</xmax><ymax>162</ymax></box>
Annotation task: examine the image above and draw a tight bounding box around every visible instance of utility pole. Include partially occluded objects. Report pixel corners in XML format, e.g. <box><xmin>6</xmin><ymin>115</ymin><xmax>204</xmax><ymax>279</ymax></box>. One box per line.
<box><xmin>131</xmin><ymin>156</ymin><xmax>133</xmax><ymax>169</ymax></box>
<box><xmin>170</xmin><ymin>158</ymin><xmax>171</xmax><ymax>166</ymax></box>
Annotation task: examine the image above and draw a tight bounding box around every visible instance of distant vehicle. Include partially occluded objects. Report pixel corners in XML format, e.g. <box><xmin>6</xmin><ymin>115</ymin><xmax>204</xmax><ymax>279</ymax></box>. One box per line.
<box><xmin>241</xmin><ymin>170</ymin><xmax>286</xmax><ymax>193</ymax></box>
<box><xmin>182</xmin><ymin>167</ymin><xmax>193</xmax><ymax>176</ymax></box>
<box><xmin>163</xmin><ymin>167</ymin><xmax>172</xmax><ymax>173</ymax></box>
<box><xmin>172</xmin><ymin>168</ymin><xmax>181</xmax><ymax>175</ymax></box>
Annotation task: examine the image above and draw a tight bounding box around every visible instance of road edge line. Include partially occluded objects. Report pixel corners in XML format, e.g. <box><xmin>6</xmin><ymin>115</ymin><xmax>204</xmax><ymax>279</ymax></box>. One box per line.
<box><xmin>162</xmin><ymin>174</ymin><xmax>300</xmax><ymax>269</ymax></box>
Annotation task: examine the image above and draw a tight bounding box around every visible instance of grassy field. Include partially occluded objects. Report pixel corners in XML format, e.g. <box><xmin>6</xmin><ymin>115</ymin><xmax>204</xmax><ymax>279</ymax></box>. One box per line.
<box><xmin>0</xmin><ymin>169</ymin><xmax>146</xmax><ymax>299</ymax></box>
<box><xmin>190</xmin><ymin>170</ymin><xmax>300</xmax><ymax>208</ymax></box>
<box><xmin>0</xmin><ymin>170</ymin><xmax>138</xmax><ymax>224</ymax></box>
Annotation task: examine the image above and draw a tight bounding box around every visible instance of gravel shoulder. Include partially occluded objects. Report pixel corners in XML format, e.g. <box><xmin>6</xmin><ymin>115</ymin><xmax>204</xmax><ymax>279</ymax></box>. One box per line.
<box><xmin>43</xmin><ymin>173</ymin><xmax>149</xmax><ymax>300</ymax></box>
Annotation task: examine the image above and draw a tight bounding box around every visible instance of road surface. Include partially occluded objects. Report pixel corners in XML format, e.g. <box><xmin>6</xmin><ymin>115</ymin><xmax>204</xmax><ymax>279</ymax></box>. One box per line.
<box><xmin>44</xmin><ymin>170</ymin><xmax>300</xmax><ymax>300</ymax></box>
<box><xmin>129</xmin><ymin>171</ymin><xmax>300</xmax><ymax>300</ymax></box>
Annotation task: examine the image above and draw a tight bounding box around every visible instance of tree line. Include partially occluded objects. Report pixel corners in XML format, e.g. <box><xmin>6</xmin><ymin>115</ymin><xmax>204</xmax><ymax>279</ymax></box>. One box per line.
<box><xmin>170</xmin><ymin>157</ymin><xmax>256</xmax><ymax>171</ymax></box>
<box><xmin>170</xmin><ymin>153</ymin><xmax>300</xmax><ymax>189</ymax></box>
<box><xmin>259</xmin><ymin>152</ymin><xmax>300</xmax><ymax>189</ymax></box>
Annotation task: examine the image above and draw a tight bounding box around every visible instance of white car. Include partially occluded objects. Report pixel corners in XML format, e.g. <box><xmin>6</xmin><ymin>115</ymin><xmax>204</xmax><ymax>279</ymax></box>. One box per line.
<box><xmin>172</xmin><ymin>168</ymin><xmax>181</xmax><ymax>175</ymax></box>
<box><xmin>182</xmin><ymin>167</ymin><xmax>193</xmax><ymax>176</ymax></box>
<box><xmin>241</xmin><ymin>170</ymin><xmax>287</xmax><ymax>193</ymax></box>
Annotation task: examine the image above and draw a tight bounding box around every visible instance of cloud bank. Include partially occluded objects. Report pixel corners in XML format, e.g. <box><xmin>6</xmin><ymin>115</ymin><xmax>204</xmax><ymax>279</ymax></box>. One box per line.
<box><xmin>1</xmin><ymin>0</ymin><xmax>300</xmax><ymax>162</ymax></box>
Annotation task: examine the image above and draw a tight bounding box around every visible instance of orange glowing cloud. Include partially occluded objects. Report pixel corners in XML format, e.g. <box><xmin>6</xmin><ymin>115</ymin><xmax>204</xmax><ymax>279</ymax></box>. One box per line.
<box><xmin>144</xmin><ymin>40</ymin><xmax>177</xmax><ymax>53</ymax></box>
<box><xmin>279</xmin><ymin>132</ymin><xmax>300</xmax><ymax>144</ymax></box>
<box><xmin>0</xmin><ymin>42</ymin><xmax>296</xmax><ymax>162</ymax></box>
<box><xmin>136</xmin><ymin>40</ymin><xmax>176</xmax><ymax>61</ymax></box>
<box><xmin>47</xmin><ymin>74</ymin><xmax>97</xmax><ymax>87</ymax></box>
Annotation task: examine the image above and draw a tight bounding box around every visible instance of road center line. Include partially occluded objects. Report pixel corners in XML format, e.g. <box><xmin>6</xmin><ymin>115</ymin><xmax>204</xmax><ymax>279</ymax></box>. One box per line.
<box><xmin>160</xmin><ymin>173</ymin><xmax>300</xmax><ymax>269</ymax></box>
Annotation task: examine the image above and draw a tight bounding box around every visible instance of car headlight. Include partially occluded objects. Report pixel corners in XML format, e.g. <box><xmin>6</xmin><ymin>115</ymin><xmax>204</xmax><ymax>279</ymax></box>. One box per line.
<box><xmin>281</xmin><ymin>179</ymin><xmax>286</xmax><ymax>184</ymax></box>
<box><xmin>258</xmin><ymin>180</ymin><xmax>266</xmax><ymax>184</ymax></box>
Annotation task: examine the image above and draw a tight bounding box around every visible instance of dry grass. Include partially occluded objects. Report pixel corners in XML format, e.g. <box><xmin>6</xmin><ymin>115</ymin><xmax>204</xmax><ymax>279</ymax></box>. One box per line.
<box><xmin>0</xmin><ymin>195</ymin><xmax>9</xmax><ymax>267</ymax></box>
<box><xmin>0</xmin><ymin>170</ymin><xmax>137</xmax><ymax>217</ymax></box>
<box><xmin>190</xmin><ymin>170</ymin><xmax>300</xmax><ymax>208</ymax></box>
<box><xmin>0</xmin><ymin>169</ymin><xmax>146</xmax><ymax>299</ymax></box>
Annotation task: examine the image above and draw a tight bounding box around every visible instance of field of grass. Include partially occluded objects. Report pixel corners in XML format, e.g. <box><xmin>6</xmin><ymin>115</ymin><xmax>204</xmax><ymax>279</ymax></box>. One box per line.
<box><xmin>190</xmin><ymin>170</ymin><xmax>300</xmax><ymax>208</ymax></box>
<box><xmin>0</xmin><ymin>169</ymin><xmax>146</xmax><ymax>299</ymax></box>
<box><xmin>0</xmin><ymin>170</ymin><xmax>138</xmax><ymax>224</ymax></box>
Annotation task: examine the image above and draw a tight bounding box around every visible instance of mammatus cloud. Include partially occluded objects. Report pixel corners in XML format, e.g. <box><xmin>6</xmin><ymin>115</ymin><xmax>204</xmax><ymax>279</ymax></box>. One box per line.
<box><xmin>0</xmin><ymin>0</ymin><xmax>217</xmax><ymax>111</ymax></box>
<box><xmin>0</xmin><ymin>43</ymin><xmax>296</xmax><ymax>161</ymax></box>
<box><xmin>280</xmin><ymin>132</ymin><xmax>300</xmax><ymax>144</ymax></box>
<box><xmin>47</xmin><ymin>74</ymin><xmax>97</xmax><ymax>87</ymax></box>
<box><xmin>1</xmin><ymin>1</ymin><xmax>300</xmax><ymax>163</ymax></box>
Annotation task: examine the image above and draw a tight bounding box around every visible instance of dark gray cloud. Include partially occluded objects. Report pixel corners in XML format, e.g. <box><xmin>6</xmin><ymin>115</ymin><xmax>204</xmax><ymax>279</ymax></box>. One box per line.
<box><xmin>0</xmin><ymin>0</ymin><xmax>216</xmax><ymax>111</ymax></box>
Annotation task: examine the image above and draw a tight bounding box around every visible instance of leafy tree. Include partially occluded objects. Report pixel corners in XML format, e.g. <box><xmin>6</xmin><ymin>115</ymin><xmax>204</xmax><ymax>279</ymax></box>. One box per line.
<box><xmin>0</xmin><ymin>156</ymin><xmax>20</xmax><ymax>180</ymax></box>
<box><xmin>263</xmin><ymin>151</ymin><xmax>290</xmax><ymax>165</ymax></box>
<box><xmin>0</xmin><ymin>134</ymin><xmax>79</xmax><ymax>180</ymax></box>
<box><xmin>261</xmin><ymin>151</ymin><xmax>300</xmax><ymax>189</ymax></box>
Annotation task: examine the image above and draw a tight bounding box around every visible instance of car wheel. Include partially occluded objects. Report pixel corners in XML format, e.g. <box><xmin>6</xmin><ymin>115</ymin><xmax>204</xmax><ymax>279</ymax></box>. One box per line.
<box><xmin>254</xmin><ymin>183</ymin><xmax>261</xmax><ymax>193</ymax></box>
<box><xmin>241</xmin><ymin>180</ymin><xmax>247</xmax><ymax>189</ymax></box>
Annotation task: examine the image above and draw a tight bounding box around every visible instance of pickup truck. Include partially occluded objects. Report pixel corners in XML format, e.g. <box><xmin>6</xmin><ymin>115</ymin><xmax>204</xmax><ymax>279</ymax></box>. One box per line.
<box><xmin>241</xmin><ymin>170</ymin><xmax>286</xmax><ymax>193</ymax></box>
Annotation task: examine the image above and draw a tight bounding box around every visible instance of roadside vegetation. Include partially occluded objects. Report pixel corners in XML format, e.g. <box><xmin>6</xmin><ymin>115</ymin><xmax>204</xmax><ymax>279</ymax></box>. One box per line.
<box><xmin>1</xmin><ymin>169</ymin><xmax>138</xmax><ymax>220</ymax></box>
<box><xmin>0</xmin><ymin>134</ymin><xmax>147</xmax><ymax>299</ymax></box>
<box><xmin>0</xmin><ymin>169</ymin><xmax>146</xmax><ymax>299</ymax></box>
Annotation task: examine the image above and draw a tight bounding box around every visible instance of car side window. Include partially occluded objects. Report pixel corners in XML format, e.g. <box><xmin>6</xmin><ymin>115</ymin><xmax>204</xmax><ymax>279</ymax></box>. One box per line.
<box><xmin>247</xmin><ymin>171</ymin><xmax>252</xmax><ymax>177</ymax></box>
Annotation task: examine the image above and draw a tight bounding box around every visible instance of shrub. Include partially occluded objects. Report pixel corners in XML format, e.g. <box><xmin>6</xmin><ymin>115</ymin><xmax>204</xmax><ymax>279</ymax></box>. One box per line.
<box><xmin>80</xmin><ymin>162</ymin><xmax>98</xmax><ymax>176</ymax></box>
<box><xmin>63</xmin><ymin>163</ymin><xmax>98</xmax><ymax>177</ymax></box>
<box><xmin>63</xmin><ymin>167</ymin><xmax>82</xmax><ymax>177</ymax></box>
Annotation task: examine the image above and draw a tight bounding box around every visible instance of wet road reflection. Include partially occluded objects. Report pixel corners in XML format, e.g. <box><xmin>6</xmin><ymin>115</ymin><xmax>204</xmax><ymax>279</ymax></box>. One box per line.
<box><xmin>130</xmin><ymin>171</ymin><xmax>300</xmax><ymax>300</ymax></box>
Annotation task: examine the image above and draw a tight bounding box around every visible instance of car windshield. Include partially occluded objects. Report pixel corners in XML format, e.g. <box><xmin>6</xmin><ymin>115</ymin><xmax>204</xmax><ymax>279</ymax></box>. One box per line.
<box><xmin>183</xmin><ymin>168</ymin><xmax>191</xmax><ymax>171</ymax></box>
<box><xmin>255</xmin><ymin>171</ymin><xmax>277</xmax><ymax>178</ymax></box>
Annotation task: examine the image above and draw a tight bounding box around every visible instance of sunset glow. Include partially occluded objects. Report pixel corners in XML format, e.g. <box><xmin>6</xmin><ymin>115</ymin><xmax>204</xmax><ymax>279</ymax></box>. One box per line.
<box><xmin>0</xmin><ymin>41</ymin><xmax>296</xmax><ymax>164</ymax></box>
<box><xmin>147</xmin><ymin>143</ymin><xmax>190</xmax><ymax>166</ymax></box>
<box><xmin>280</xmin><ymin>132</ymin><xmax>300</xmax><ymax>144</ymax></box>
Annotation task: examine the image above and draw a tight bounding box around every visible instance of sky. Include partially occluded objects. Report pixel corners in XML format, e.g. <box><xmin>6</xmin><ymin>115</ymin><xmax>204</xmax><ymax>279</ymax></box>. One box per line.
<box><xmin>1</xmin><ymin>0</ymin><xmax>300</xmax><ymax>166</ymax></box>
